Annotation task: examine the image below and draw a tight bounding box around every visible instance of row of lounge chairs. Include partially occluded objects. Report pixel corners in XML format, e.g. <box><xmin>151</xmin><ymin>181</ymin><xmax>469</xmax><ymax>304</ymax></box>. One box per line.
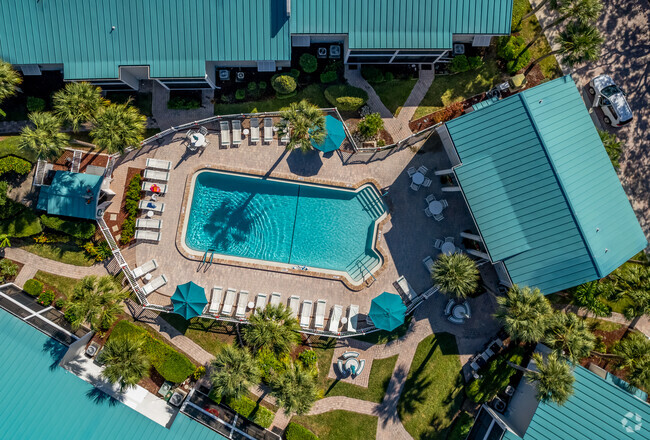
<box><xmin>218</xmin><ymin>117</ymin><xmax>289</xmax><ymax>148</ymax></box>
<box><xmin>299</xmin><ymin>299</ymin><xmax>359</xmax><ymax>332</ymax></box>
<box><xmin>208</xmin><ymin>287</ymin><xmax>252</xmax><ymax>318</ymax></box>
<box><xmin>130</xmin><ymin>259</ymin><xmax>168</xmax><ymax>296</ymax></box>
<box><xmin>136</xmin><ymin>159</ymin><xmax>172</xmax><ymax>242</ymax></box>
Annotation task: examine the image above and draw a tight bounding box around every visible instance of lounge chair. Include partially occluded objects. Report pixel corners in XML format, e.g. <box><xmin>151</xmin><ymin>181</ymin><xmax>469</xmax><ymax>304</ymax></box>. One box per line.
<box><xmin>279</xmin><ymin>119</ymin><xmax>289</xmax><ymax>144</ymax></box>
<box><xmin>434</xmin><ymin>213</ymin><xmax>444</xmax><ymax>222</ymax></box>
<box><xmin>448</xmin><ymin>315</ymin><xmax>464</xmax><ymax>324</ymax></box>
<box><xmin>288</xmin><ymin>295</ymin><xmax>300</xmax><ymax>318</ymax></box>
<box><xmin>422</xmin><ymin>178</ymin><xmax>432</xmax><ymax>188</ymax></box>
<box><xmin>263</xmin><ymin>118</ymin><xmax>273</xmax><ymax>144</ymax></box>
<box><xmin>236</xmin><ymin>290</ymin><xmax>249</xmax><ymax>318</ymax></box>
<box><xmin>143</xmin><ymin>169</ymin><xmax>169</xmax><ymax>182</ymax></box>
<box><xmin>138</xmin><ymin>200</ymin><xmax>165</xmax><ymax>213</ymax></box>
<box><xmin>220</xmin><ymin>121</ymin><xmax>230</xmax><ymax>148</ymax></box>
<box><xmin>132</xmin><ymin>259</ymin><xmax>158</xmax><ymax>278</ymax></box>
<box><xmin>441</xmin><ymin>199</ymin><xmax>449</xmax><ymax>208</ymax></box>
<box><xmin>396</xmin><ymin>275</ymin><xmax>418</xmax><ymax>301</ymax></box>
<box><xmin>314</xmin><ymin>299</ymin><xmax>326</xmax><ymax>329</ymax></box>
<box><xmin>425</xmin><ymin>194</ymin><xmax>436</xmax><ymax>204</ymax></box>
<box><xmin>221</xmin><ymin>288</ymin><xmax>237</xmax><ymax>316</ymax></box>
<box><xmin>270</xmin><ymin>292</ymin><xmax>281</xmax><ymax>306</ymax></box>
<box><xmin>136</xmin><ymin>218</ymin><xmax>162</xmax><ymax>229</ymax></box>
<box><xmin>417</xmin><ymin>165</ymin><xmax>429</xmax><ymax>175</ymax></box>
<box><xmin>135</xmin><ymin>229</ymin><xmax>161</xmax><ymax>242</ymax></box>
<box><xmin>255</xmin><ymin>293</ymin><xmax>267</xmax><ymax>311</ymax></box>
<box><xmin>424</xmin><ymin>207</ymin><xmax>433</xmax><ymax>217</ymax></box>
<box><xmin>249</xmin><ymin>118</ymin><xmax>260</xmax><ymax>144</ymax></box>
<box><xmin>422</xmin><ymin>256</ymin><xmax>434</xmax><ymax>274</ymax></box>
<box><xmin>347</xmin><ymin>304</ymin><xmax>359</xmax><ymax>332</ymax></box>
<box><xmin>300</xmin><ymin>300</ymin><xmax>313</xmax><ymax>328</ymax></box>
<box><xmin>328</xmin><ymin>304</ymin><xmax>343</xmax><ymax>332</ymax></box>
<box><xmin>445</xmin><ymin>299</ymin><xmax>455</xmax><ymax>316</ymax></box>
<box><xmin>209</xmin><ymin>286</ymin><xmax>223</xmax><ymax>314</ymax></box>
<box><xmin>445</xmin><ymin>236</ymin><xmax>455</xmax><ymax>243</ymax></box>
<box><xmin>199</xmin><ymin>126</ymin><xmax>209</xmax><ymax>136</ymax></box>
<box><xmin>434</xmin><ymin>239</ymin><xmax>443</xmax><ymax>249</ymax></box>
<box><xmin>232</xmin><ymin>120</ymin><xmax>242</xmax><ymax>146</ymax></box>
<box><xmin>141</xmin><ymin>182</ymin><xmax>168</xmax><ymax>194</ymax></box>
<box><xmin>410</xmin><ymin>182</ymin><xmax>420</xmax><ymax>191</ymax></box>
<box><xmin>142</xmin><ymin>274</ymin><xmax>167</xmax><ymax>296</ymax></box>
<box><xmin>407</xmin><ymin>167</ymin><xmax>416</xmax><ymax>177</ymax></box>
<box><xmin>146</xmin><ymin>158</ymin><xmax>172</xmax><ymax>171</ymax></box>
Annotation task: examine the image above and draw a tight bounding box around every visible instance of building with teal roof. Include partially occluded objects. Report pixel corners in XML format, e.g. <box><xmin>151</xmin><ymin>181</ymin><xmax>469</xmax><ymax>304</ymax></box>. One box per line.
<box><xmin>37</xmin><ymin>171</ymin><xmax>105</xmax><ymax>220</ymax></box>
<box><xmin>0</xmin><ymin>0</ymin><xmax>512</xmax><ymax>90</ymax></box>
<box><xmin>438</xmin><ymin>75</ymin><xmax>646</xmax><ymax>294</ymax></box>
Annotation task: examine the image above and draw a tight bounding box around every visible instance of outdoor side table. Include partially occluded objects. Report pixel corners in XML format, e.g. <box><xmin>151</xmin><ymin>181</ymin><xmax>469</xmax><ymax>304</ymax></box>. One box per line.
<box><xmin>146</xmin><ymin>210</ymin><xmax>154</xmax><ymax>218</ymax></box>
<box><xmin>441</xmin><ymin>242</ymin><xmax>456</xmax><ymax>255</ymax></box>
<box><xmin>412</xmin><ymin>172</ymin><xmax>424</xmax><ymax>185</ymax></box>
<box><xmin>144</xmin><ymin>273</ymin><xmax>153</xmax><ymax>282</ymax></box>
<box><xmin>428</xmin><ymin>200</ymin><xmax>443</xmax><ymax>215</ymax></box>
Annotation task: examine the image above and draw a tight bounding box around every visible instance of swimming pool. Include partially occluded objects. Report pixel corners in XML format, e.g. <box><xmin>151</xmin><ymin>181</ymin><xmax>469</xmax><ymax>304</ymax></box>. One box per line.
<box><xmin>182</xmin><ymin>170</ymin><xmax>386</xmax><ymax>283</ymax></box>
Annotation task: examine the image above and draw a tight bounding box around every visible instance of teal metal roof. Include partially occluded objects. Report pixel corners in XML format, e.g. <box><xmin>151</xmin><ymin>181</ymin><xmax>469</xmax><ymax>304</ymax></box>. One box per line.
<box><xmin>0</xmin><ymin>308</ymin><xmax>226</xmax><ymax>440</ymax></box>
<box><xmin>37</xmin><ymin>171</ymin><xmax>103</xmax><ymax>220</ymax></box>
<box><xmin>0</xmin><ymin>0</ymin><xmax>291</xmax><ymax>80</ymax></box>
<box><xmin>291</xmin><ymin>0</ymin><xmax>513</xmax><ymax>50</ymax></box>
<box><xmin>447</xmin><ymin>76</ymin><xmax>647</xmax><ymax>293</ymax></box>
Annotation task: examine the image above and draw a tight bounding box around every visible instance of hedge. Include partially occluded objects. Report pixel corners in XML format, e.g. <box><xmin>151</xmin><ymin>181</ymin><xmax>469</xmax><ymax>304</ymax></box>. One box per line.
<box><xmin>285</xmin><ymin>422</ymin><xmax>319</xmax><ymax>440</ymax></box>
<box><xmin>223</xmin><ymin>395</ymin><xmax>274</xmax><ymax>429</ymax></box>
<box><xmin>120</xmin><ymin>174</ymin><xmax>142</xmax><ymax>244</ymax></box>
<box><xmin>497</xmin><ymin>36</ymin><xmax>530</xmax><ymax>75</ymax></box>
<box><xmin>0</xmin><ymin>156</ymin><xmax>32</xmax><ymax>177</ymax></box>
<box><xmin>361</xmin><ymin>65</ymin><xmax>384</xmax><ymax>84</ymax></box>
<box><xmin>40</xmin><ymin>215</ymin><xmax>96</xmax><ymax>239</ymax></box>
<box><xmin>299</xmin><ymin>53</ymin><xmax>318</xmax><ymax>73</ymax></box>
<box><xmin>319</xmin><ymin>71</ymin><xmax>338</xmax><ymax>84</ymax></box>
<box><xmin>167</xmin><ymin>96</ymin><xmax>201</xmax><ymax>110</ymax></box>
<box><xmin>271</xmin><ymin>74</ymin><xmax>297</xmax><ymax>95</ymax></box>
<box><xmin>0</xmin><ymin>209</ymin><xmax>43</xmax><ymax>237</ymax></box>
<box><xmin>23</xmin><ymin>279</ymin><xmax>44</xmax><ymax>297</ymax></box>
<box><xmin>324</xmin><ymin>85</ymin><xmax>368</xmax><ymax>111</ymax></box>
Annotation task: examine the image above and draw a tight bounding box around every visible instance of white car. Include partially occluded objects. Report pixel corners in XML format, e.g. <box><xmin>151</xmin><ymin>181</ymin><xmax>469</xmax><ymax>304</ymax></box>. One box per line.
<box><xmin>588</xmin><ymin>75</ymin><xmax>633</xmax><ymax>127</ymax></box>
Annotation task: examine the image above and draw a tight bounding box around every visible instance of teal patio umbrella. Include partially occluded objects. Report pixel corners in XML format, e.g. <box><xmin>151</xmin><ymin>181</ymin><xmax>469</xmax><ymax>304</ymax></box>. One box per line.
<box><xmin>368</xmin><ymin>292</ymin><xmax>407</xmax><ymax>331</ymax></box>
<box><xmin>171</xmin><ymin>281</ymin><xmax>207</xmax><ymax>320</ymax></box>
<box><xmin>311</xmin><ymin>115</ymin><xmax>346</xmax><ymax>152</ymax></box>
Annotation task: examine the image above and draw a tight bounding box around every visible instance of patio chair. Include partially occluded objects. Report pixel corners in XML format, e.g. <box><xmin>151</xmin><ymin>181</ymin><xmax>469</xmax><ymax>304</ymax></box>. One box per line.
<box><xmin>185</xmin><ymin>130</ymin><xmax>195</xmax><ymax>139</ymax></box>
<box><xmin>232</xmin><ymin>120</ymin><xmax>242</xmax><ymax>146</ymax></box>
<box><xmin>425</xmin><ymin>194</ymin><xmax>436</xmax><ymax>204</ymax></box>
<box><xmin>221</xmin><ymin>288</ymin><xmax>237</xmax><ymax>316</ymax></box>
<box><xmin>422</xmin><ymin>178</ymin><xmax>432</xmax><ymax>188</ymax></box>
<box><xmin>422</xmin><ymin>256</ymin><xmax>434</xmax><ymax>274</ymax></box>
<box><xmin>424</xmin><ymin>207</ymin><xmax>433</xmax><ymax>217</ymax></box>
<box><xmin>236</xmin><ymin>290</ymin><xmax>249</xmax><ymax>318</ymax></box>
<box><xmin>355</xmin><ymin>360</ymin><xmax>366</xmax><ymax>375</ymax></box>
<box><xmin>417</xmin><ymin>165</ymin><xmax>429</xmax><ymax>175</ymax></box>
<box><xmin>314</xmin><ymin>299</ymin><xmax>327</xmax><ymax>329</ymax></box>
<box><xmin>255</xmin><ymin>293</ymin><xmax>267</xmax><ymax>311</ymax></box>
<box><xmin>445</xmin><ymin>236</ymin><xmax>455</xmax><ymax>243</ymax></box>
<box><xmin>209</xmin><ymin>286</ymin><xmax>223</xmax><ymax>314</ymax></box>
<box><xmin>134</xmin><ymin>229</ymin><xmax>161</xmax><ymax>242</ymax></box>
<box><xmin>434</xmin><ymin>213</ymin><xmax>444</xmax><ymax>222</ymax></box>
<box><xmin>448</xmin><ymin>315</ymin><xmax>464</xmax><ymax>325</ymax></box>
<box><xmin>220</xmin><ymin>121</ymin><xmax>230</xmax><ymax>148</ymax></box>
<box><xmin>270</xmin><ymin>292</ymin><xmax>281</xmax><ymax>306</ymax></box>
<box><xmin>146</xmin><ymin>158</ymin><xmax>172</xmax><ymax>171</ymax></box>
<box><xmin>434</xmin><ymin>239</ymin><xmax>444</xmax><ymax>249</ymax></box>
<box><xmin>249</xmin><ymin>118</ymin><xmax>260</xmax><ymax>144</ymax></box>
<box><xmin>138</xmin><ymin>200</ymin><xmax>165</xmax><ymax>213</ymax></box>
<box><xmin>141</xmin><ymin>182</ymin><xmax>168</xmax><ymax>194</ymax></box>
<box><xmin>132</xmin><ymin>259</ymin><xmax>158</xmax><ymax>278</ymax></box>
<box><xmin>407</xmin><ymin>167</ymin><xmax>417</xmax><ymax>177</ymax></box>
<box><xmin>135</xmin><ymin>218</ymin><xmax>162</xmax><ymax>230</ymax></box>
<box><xmin>396</xmin><ymin>275</ymin><xmax>418</xmax><ymax>301</ymax></box>
<box><xmin>279</xmin><ymin>119</ymin><xmax>290</xmax><ymax>144</ymax></box>
<box><xmin>328</xmin><ymin>304</ymin><xmax>343</xmax><ymax>332</ymax></box>
<box><xmin>464</xmin><ymin>301</ymin><xmax>472</xmax><ymax>318</ymax></box>
<box><xmin>347</xmin><ymin>304</ymin><xmax>359</xmax><ymax>332</ymax></box>
<box><xmin>300</xmin><ymin>300</ymin><xmax>313</xmax><ymax>328</ymax></box>
<box><xmin>199</xmin><ymin>126</ymin><xmax>209</xmax><ymax>136</ymax></box>
<box><xmin>288</xmin><ymin>295</ymin><xmax>300</xmax><ymax>318</ymax></box>
<box><xmin>142</xmin><ymin>274</ymin><xmax>167</xmax><ymax>296</ymax></box>
<box><xmin>263</xmin><ymin>118</ymin><xmax>273</xmax><ymax>144</ymax></box>
<box><xmin>445</xmin><ymin>299</ymin><xmax>455</xmax><ymax>316</ymax></box>
<box><xmin>440</xmin><ymin>199</ymin><xmax>449</xmax><ymax>208</ymax></box>
<box><xmin>410</xmin><ymin>182</ymin><xmax>421</xmax><ymax>191</ymax></box>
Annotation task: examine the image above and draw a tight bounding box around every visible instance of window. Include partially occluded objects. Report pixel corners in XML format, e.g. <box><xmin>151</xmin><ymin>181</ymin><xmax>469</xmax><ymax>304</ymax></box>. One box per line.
<box><xmin>472</xmin><ymin>35</ymin><xmax>492</xmax><ymax>47</ymax></box>
<box><xmin>257</xmin><ymin>61</ymin><xmax>276</xmax><ymax>72</ymax></box>
<box><xmin>347</xmin><ymin>56</ymin><xmax>394</xmax><ymax>63</ymax></box>
<box><xmin>292</xmin><ymin>35</ymin><xmax>311</xmax><ymax>47</ymax></box>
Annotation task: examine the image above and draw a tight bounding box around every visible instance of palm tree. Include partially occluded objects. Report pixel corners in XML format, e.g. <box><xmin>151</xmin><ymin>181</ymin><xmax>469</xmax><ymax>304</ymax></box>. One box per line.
<box><xmin>210</xmin><ymin>345</ymin><xmax>260</xmax><ymax>400</ymax></box>
<box><xmin>64</xmin><ymin>275</ymin><xmax>126</xmax><ymax>331</ymax></box>
<box><xmin>53</xmin><ymin>82</ymin><xmax>106</xmax><ymax>131</ymax></box>
<box><xmin>610</xmin><ymin>264</ymin><xmax>650</xmax><ymax>320</ymax></box>
<box><xmin>495</xmin><ymin>285</ymin><xmax>552</xmax><ymax>343</ymax></box>
<box><xmin>611</xmin><ymin>333</ymin><xmax>650</xmax><ymax>390</ymax></box>
<box><xmin>101</xmin><ymin>335</ymin><xmax>150</xmax><ymax>392</ymax></box>
<box><xmin>0</xmin><ymin>60</ymin><xmax>22</xmax><ymax>117</ymax></box>
<box><xmin>90</xmin><ymin>101</ymin><xmax>146</xmax><ymax>153</ymax></box>
<box><xmin>544</xmin><ymin>311</ymin><xmax>595</xmax><ymax>364</ymax></box>
<box><xmin>277</xmin><ymin>100</ymin><xmax>326</xmax><ymax>153</ymax></box>
<box><xmin>569</xmin><ymin>281</ymin><xmax>612</xmax><ymax>317</ymax></box>
<box><xmin>242</xmin><ymin>304</ymin><xmax>301</xmax><ymax>356</ymax></box>
<box><xmin>598</xmin><ymin>129</ymin><xmax>623</xmax><ymax>170</ymax></box>
<box><xmin>19</xmin><ymin>112</ymin><xmax>70</xmax><ymax>160</ymax></box>
<box><xmin>523</xmin><ymin>21</ymin><xmax>603</xmax><ymax>76</ymax></box>
<box><xmin>431</xmin><ymin>253</ymin><xmax>479</xmax><ymax>300</ymax></box>
<box><xmin>270</xmin><ymin>363</ymin><xmax>318</xmax><ymax>415</ymax></box>
<box><xmin>0</xmin><ymin>234</ymin><xmax>10</xmax><ymax>248</ymax></box>
<box><xmin>525</xmin><ymin>352</ymin><xmax>575</xmax><ymax>405</ymax></box>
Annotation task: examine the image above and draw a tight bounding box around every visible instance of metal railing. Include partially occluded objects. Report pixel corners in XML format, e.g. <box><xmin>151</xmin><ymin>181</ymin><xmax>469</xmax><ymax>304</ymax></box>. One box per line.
<box><xmin>33</xmin><ymin>159</ymin><xmax>48</xmax><ymax>186</ymax></box>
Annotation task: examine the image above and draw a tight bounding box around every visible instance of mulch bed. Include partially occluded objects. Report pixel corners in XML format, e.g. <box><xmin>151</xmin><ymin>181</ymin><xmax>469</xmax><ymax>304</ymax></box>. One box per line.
<box><xmin>139</xmin><ymin>367</ymin><xmax>166</xmax><ymax>395</ymax></box>
<box><xmin>104</xmin><ymin>167</ymin><xmax>143</xmax><ymax>242</ymax></box>
<box><xmin>580</xmin><ymin>324</ymin><xmax>631</xmax><ymax>383</ymax></box>
<box><xmin>53</xmin><ymin>149</ymin><xmax>109</xmax><ymax>172</ymax></box>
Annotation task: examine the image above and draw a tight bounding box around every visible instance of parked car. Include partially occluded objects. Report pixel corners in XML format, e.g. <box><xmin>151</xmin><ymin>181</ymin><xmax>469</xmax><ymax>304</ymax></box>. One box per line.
<box><xmin>588</xmin><ymin>75</ymin><xmax>633</xmax><ymax>127</ymax></box>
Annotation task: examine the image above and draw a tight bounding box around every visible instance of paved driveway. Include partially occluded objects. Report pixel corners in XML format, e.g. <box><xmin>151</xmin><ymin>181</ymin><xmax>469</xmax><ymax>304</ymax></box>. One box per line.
<box><xmin>533</xmin><ymin>0</ymin><xmax>650</xmax><ymax>240</ymax></box>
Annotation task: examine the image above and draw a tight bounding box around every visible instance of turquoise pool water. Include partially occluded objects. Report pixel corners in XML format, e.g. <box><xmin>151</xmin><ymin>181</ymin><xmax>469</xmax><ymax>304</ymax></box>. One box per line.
<box><xmin>0</xmin><ymin>309</ymin><xmax>225</xmax><ymax>440</ymax></box>
<box><xmin>184</xmin><ymin>171</ymin><xmax>386</xmax><ymax>281</ymax></box>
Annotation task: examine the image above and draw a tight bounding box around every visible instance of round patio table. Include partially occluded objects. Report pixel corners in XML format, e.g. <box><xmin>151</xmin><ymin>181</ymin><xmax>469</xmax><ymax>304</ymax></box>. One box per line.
<box><xmin>242</xmin><ymin>128</ymin><xmax>250</xmax><ymax>136</ymax></box>
<box><xmin>441</xmin><ymin>242</ymin><xmax>455</xmax><ymax>255</ymax></box>
<box><xmin>345</xmin><ymin>358</ymin><xmax>360</xmax><ymax>375</ymax></box>
<box><xmin>144</xmin><ymin>273</ymin><xmax>153</xmax><ymax>282</ymax></box>
<box><xmin>412</xmin><ymin>172</ymin><xmax>424</xmax><ymax>185</ymax></box>
<box><xmin>146</xmin><ymin>210</ymin><xmax>154</xmax><ymax>218</ymax></box>
<box><xmin>341</xmin><ymin>317</ymin><xmax>348</xmax><ymax>325</ymax></box>
<box><xmin>191</xmin><ymin>133</ymin><xmax>206</xmax><ymax>147</ymax></box>
<box><xmin>428</xmin><ymin>200</ymin><xmax>443</xmax><ymax>215</ymax></box>
<box><xmin>247</xmin><ymin>301</ymin><xmax>255</xmax><ymax>309</ymax></box>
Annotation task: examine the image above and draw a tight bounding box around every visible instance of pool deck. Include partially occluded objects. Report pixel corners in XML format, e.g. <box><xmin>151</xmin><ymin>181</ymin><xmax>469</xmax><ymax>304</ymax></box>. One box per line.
<box><xmin>109</xmin><ymin>130</ymin><xmax>481</xmax><ymax>326</ymax></box>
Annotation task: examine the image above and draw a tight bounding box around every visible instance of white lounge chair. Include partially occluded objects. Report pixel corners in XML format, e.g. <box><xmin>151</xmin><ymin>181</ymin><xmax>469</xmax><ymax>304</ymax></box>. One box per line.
<box><xmin>220</xmin><ymin>121</ymin><xmax>230</xmax><ymax>148</ymax></box>
<box><xmin>407</xmin><ymin>167</ymin><xmax>416</xmax><ymax>177</ymax></box>
<box><xmin>396</xmin><ymin>275</ymin><xmax>418</xmax><ymax>301</ymax></box>
<box><xmin>232</xmin><ymin>120</ymin><xmax>242</xmax><ymax>146</ymax></box>
<box><xmin>136</xmin><ymin>218</ymin><xmax>162</xmax><ymax>229</ymax></box>
<box><xmin>249</xmin><ymin>118</ymin><xmax>260</xmax><ymax>144</ymax></box>
<box><xmin>221</xmin><ymin>288</ymin><xmax>237</xmax><ymax>316</ymax></box>
<box><xmin>300</xmin><ymin>300</ymin><xmax>313</xmax><ymax>328</ymax></box>
<box><xmin>236</xmin><ymin>290</ymin><xmax>249</xmax><ymax>318</ymax></box>
<box><xmin>314</xmin><ymin>299</ymin><xmax>326</xmax><ymax>329</ymax></box>
<box><xmin>328</xmin><ymin>305</ymin><xmax>343</xmax><ymax>332</ymax></box>
<box><xmin>422</xmin><ymin>256</ymin><xmax>435</xmax><ymax>274</ymax></box>
<box><xmin>139</xmin><ymin>200</ymin><xmax>165</xmax><ymax>213</ymax></box>
<box><xmin>263</xmin><ymin>118</ymin><xmax>273</xmax><ymax>144</ymax></box>
<box><xmin>347</xmin><ymin>304</ymin><xmax>359</xmax><ymax>332</ymax></box>
<box><xmin>142</xmin><ymin>274</ymin><xmax>167</xmax><ymax>296</ymax></box>
<box><xmin>279</xmin><ymin>119</ymin><xmax>289</xmax><ymax>144</ymax></box>
<box><xmin>143</xmin><ymin>169</ymin><xmax>169</xmax><ymax>182</ymax></box>
<box><xmin>270</xmin><ymin>292</ymin><xmax>281</xmax><ymax>306</ymax></box>
<box><xmin>135</xmin><ymin>229</ymin><xmax>160</xmax><ymax>242</ymax></box>
<box><xmin>146</xmin><ymin>158</ymin><xmax>172</xmax><ymax>171</ymax></box>
<box><xmin>209</xmin><ymin>286</ymin><xmax>223</xmax><ymax>314</ymax></box>
<box><xmin>255</xmin><ymin>293</ymin><xmax>267</xmax><ymax>311</ymax></box>
<box><xmin>288</xmin><ymin>295</ymin><xmax>300</xmax><ymax>318</ymax></box>
<box><xmin>141</xmin><ymin>182</ymin><xmax>168</xmax><ymax>194</ymax></box>
<box><xmin>132</xmin><ymin>259</ymin><xmax>158</xmax><ymax>278</ymax></box>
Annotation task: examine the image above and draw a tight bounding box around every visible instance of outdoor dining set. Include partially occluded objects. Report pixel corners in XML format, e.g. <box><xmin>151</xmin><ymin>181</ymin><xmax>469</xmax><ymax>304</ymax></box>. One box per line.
<box><xmin>407</xmin><ymin>166</ymin><xmax>450</xmax><ymax>222</ymax></box>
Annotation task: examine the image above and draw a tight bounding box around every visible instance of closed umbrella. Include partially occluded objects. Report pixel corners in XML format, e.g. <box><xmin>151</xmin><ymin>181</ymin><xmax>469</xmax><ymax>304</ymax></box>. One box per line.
<box><xmin>368</xmin><ymin>292</ymin><xmax>407</xmax><ymax>331</ymax></box>
<box><xmin>171</xmin><ymin>281</ymin><xmax>207</xmax><ymax>320</ymax></box>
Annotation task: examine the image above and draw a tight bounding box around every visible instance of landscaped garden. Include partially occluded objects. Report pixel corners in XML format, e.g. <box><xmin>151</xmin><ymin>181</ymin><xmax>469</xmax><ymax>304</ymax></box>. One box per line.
<box><xmin>360</xmin><ymin>65</ymin><xmax>418</xmax><ymax>116</ymax></box>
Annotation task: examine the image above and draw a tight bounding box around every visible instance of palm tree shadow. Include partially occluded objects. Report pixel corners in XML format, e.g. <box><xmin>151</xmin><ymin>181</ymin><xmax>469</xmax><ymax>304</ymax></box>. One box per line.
<box><xmin>42</xmin><ymin>338</ymin><xmax>68</xmax><ymax>371</ymax></box>
<box><xmin>85</xmin><ymin>386</ymin><xmax>121</xmax><ymax>406</ymax></box>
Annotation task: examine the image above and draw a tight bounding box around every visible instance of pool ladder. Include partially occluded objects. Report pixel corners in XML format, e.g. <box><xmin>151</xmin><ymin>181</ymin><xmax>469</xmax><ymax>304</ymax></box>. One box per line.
<box><xmin>201</xmin><ymin>250</ymin><xmax>215</xmax><ymax>270</ymax></box>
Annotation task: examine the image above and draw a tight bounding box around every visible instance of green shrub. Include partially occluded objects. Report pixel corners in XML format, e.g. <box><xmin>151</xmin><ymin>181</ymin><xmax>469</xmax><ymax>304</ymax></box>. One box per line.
<box><xmin>84</xmin><ymin>240</ymin><xmax>112</xmax><ymax>262</ymax></box>
<box><xmin>276</xmin><ymin>90</ymin><xmax>298</xmax><ymax>100</ymax></box>
<box><xmin>466</xmin><ymin>346</ymin><xmax>525</xmax><ymax>403</ymax></box>
<box><xmin>285</xmin><ymin>422</ymin><xmax>319</xmax><ymax>440</ymax></box>
<box><xmin>357</xmin><ymin>113</ymin><xmax>384</xmax><ymax>138</ymax></box>
<box><xmin>256</xmin><ymin>348</ymin><xmax>289</xmax><ymax>383</ymax></box>
<box><xmin>37</xmin><ymin>290</ymin><xmax>56</xmax><ymax>306</ymax></box>
<box><xmin>0</xmin><ymin>156</ymin><xmax>32</xmax><ymax>176</ymax></box>
<box><xmin>468</xmin><ymin>56</ymin><xmax>484</xmax><ymax>70</ymax></box>
<box><xmin>0</xmin><ymin>259</ymin><xmax>18</xmax><ymax>278</ymax></box>
<box><xmin>450</xmin><ymin>55</ymin><xmax>470</xmax><ymax>73</ymax></box>
<box><xmin>298</xmin><ymin>349</ymin><xmax>318</xmax><ymax>369</ymax></box>
<box><xmin>23</xmin><ymin>279</ymin><xmax>44</xmax><ymax>297</ymax></box>
<box><xmin>120</xmin><ymin>217</ymin><xmax>136</xmax><ymax>244</ymax></box>
<box><xmin>361</xmin><ymin>65</ymin><xmax>384</xmax><ymax>83</ymax></box>
<box><xmin>271</xmin><ymin>74</ymin><xmax>297</xmax><ymax>95</ymax></box>
<box><xmin>54</xmin><ymin>298</ymin><xmax>65</xmax><ymax>309</ymax></box>
<box><xmin>290</xmin><ymin>68</ymin><xmax>301</xmax><ymax>79</ymax></box>
<box><xmin>246</xmin><ymin>82</ymin><xmax>261</xmax><ymax>99</ymax></box>
<box><xmin>120</xmin><ymin>174</ymin><xmax>142</xmax><ymax>244</ymax></box>
<box><xmin>385</xmin><ymin>72</ymin><xmax>395</xmax><ymax>82</ymax></box>
<box><xmin>247</xmin><ymin>82</ymin><xmax>258</xmax><ymax>92</ymax></box>
<box><xmin>447</xmin><ymin>411</ymin><xmax>475</xmax><ymax>440</ymax></box>
<box><xmin>0</xmin><ymin>208</ymin><xmax>42</xmax><ymax>237</ymax></box>
<box><xmin>319</xmin><ymin>71</ymin><xmax>338</xmax><ymax>83</ymax></box>
<box><xmin>208</xmin><ymin>387</ymin><xmax>222</xmax><ymax>404</ymax></box>
<box><xmin>258</xmin><ymin>81</ymin><xmax>267</xmax><ymax>91</ymax></box>
<box><xmin>324</xmin><ymin>85</ymin><xmax>368</xmax><ymax>111</ymax></box>
<box><xmin>40</xmin><ymin>215</ymin><xmax>96</xmax><ymax>239</ymax></box>
<box><xmin>220</xmin><ymin>94</ymin><xmax>231</xmax><ymax>103</ymax></box>
<box><xmin>497</xmin><ymin>36</ymin><xmax>530</xmax><ymax>75</ymax></box>
<box><xmin>235</xmin><ymin>89</ymin><xmax>246</xmax><ymax>100</ymax></box>
<box><xmin>64</xmin><ymin>308</ymin><xmax>79</xmax><ymax>324</ymax></box>
<box><xmin>299</xmin><ymin>53</ymin><xmax>318</xmax><ymax>73</ymax></box>
<box><xmin>26</xmin><ymin>96</ymin><xmax>46</xmax><ymax>113</ymax></box>
<box><xmin>223</xmin><ymin>395</ymin><xmax>274</xmax><ymax>429</ymax></box>
<box><xmin>167</xmin><ymin>96</ymin><xmax>201</xmax><ymax>110</ymax></box>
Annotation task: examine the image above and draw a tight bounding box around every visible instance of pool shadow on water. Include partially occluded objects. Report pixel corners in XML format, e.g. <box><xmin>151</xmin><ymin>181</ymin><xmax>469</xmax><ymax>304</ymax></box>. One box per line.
<box><xmin>42</xmin><ymin>338</ymin><xmax>68</xmax><ymax>371</ymax></box>
<box><xmin>202</xmin><ymin>197</ymin><xmax>255</xmax><ymax>253</ymax></box>
<box><xmin>286</xmin><ymin>149</ymin><xmax>322</xmax><ymax>177</ymax></box>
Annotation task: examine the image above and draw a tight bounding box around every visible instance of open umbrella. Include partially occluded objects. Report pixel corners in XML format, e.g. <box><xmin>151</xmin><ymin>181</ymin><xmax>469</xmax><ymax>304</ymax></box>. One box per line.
<box><xmin>368</xmin><ymin>292</ymin><xmax>407</xmax><ymax>331</ymax></box>
<box><xmin>171</xmin><ymin>281</ymin><xmax>207</xmax><ymax>320</ymax></box>
<box><xmin>311</xmin><ymin>115</ymin><xmax>346</xmax><ymax>152</ymax></box>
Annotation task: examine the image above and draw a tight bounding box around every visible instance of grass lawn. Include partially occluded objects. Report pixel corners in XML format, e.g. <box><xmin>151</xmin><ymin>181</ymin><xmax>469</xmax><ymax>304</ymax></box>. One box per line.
<box><xmin>446</xmin><ymin>411</ymin><xmax>475</xmax><ymax>440</ymax></box>
<box><xmin>33</xmin><ymin>270</ymin><xmax>78</xmax><ymax>298</ymax></box>
<box><xmin>371</xmin><ymin>79</ymin><xmax>418</xmax><ymax>116</ymax></box>
<box><xmin>214</xmin><ymin>84</ymin><xmax>329</xmax><ymax>115</ymax></box>
<box><xmin>586</xmin><ymin>318</ymin><xmax>625</xmax><ymax>333</ymax></box>
<box><xmin>465</xmin><ymin>346</ymin><xmax>525</xmax><ymax>404</ymax></box>
<box><xmin>397</xmin><ymin>333</ymin><xmax>465</xmax><ymax>440</ymax></box>
<box><xmin>19</xmin><ymin>242</ymin><xmax>95</xmax><ymax>266</ymax></box>
<box><xmin>0</xmin><ymin>209</ymin><xmax>42</xmax><ymax>238</ymax></box>
<box><xmin>310</xmin><ymin>337</ymin><xmax>337</xmax><ymax>391</ymax></box>
<box><xmin>324</xmin><ymin>355</ymin><xmax>398</xmax><ymax>403</ymax></box>
<box><xmin>0</xmin><ymin>136</ymin><xmax>37</xmax><ymax>162</ymax></box>
<box><xmin>159</xmin><ymin>312</ymin><xmax>234</xmax><ymax>355</ymax></box>
<box><xmin>292</xmin><ymin>410</ymin><xmax>378</xmax><ymax>440</ymax></box>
